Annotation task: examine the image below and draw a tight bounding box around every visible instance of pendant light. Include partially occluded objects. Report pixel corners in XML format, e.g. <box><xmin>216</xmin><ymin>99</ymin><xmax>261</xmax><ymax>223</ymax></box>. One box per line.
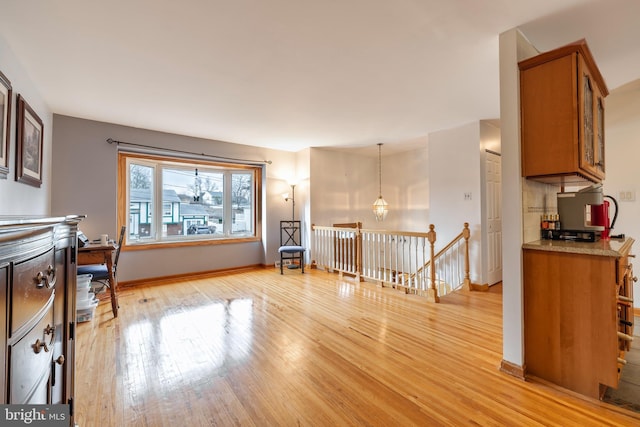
<box><xmin>372</xmin><ymin>143</ymin><xmax>389</xmax><ymax>221</ymax></box>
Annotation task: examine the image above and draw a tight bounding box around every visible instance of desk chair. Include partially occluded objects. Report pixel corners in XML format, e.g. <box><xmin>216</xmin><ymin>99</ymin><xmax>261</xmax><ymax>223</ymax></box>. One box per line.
<box><xmin>77</xmin><ymin>225</ymin><xmax>125</xmax><ymax>317</ymax></box>
<box><xmin>278</xmin><ymin>220</ymin><xmax>305</xmax><ymax>274</ymax></box>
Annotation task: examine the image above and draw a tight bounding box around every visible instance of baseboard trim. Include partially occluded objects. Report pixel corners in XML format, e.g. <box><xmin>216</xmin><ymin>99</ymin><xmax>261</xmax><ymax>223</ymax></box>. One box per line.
<box><xmin>635</xmin><ymin>307</ymin><xmax>640</xmax><ymax>317</ymax></box>
<box><xmin>500</xmin><ymin>359</ymin><xmax>526</xmax><ymax>380</ymax></box>
<box><xmin>118</xmin><ymin>264</ymin><xmax>265</xmax><ymax>290</ymax></box>
<box><xmin>471</xmin><ymin>282</ymin><xmax>490</xmax><ymax>292</ymax></box>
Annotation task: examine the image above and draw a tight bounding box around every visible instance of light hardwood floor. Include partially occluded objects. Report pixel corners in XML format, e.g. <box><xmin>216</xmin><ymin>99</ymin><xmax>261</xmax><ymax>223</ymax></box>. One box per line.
<box><xmin>75</xmin><ymin>269</ymin><xmax>640</xmax><ymax>426</ymax></box>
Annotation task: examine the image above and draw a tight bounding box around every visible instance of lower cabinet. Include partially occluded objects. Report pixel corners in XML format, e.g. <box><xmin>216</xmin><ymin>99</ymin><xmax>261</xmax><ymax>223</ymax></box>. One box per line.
<box><xmin>523</xmin><ymin>238</ymin><xmax>635</xmax><ymax>399</ymax></box>
<box><xmin>0</xmin><ymin>217</ymin><xmax>81</xmax><ymax>426</ymax></box>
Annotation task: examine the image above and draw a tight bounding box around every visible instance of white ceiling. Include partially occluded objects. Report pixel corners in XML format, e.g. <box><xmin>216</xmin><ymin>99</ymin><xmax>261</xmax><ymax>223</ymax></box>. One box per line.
<box><xmin>1</xmin><ymin>0</ymin><xmax>639</xmax><ymax>153</ymax></box>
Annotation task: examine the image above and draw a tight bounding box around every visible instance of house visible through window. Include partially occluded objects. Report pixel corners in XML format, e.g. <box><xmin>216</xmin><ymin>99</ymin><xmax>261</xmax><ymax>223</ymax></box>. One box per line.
<box><xmin>119</xmin><ymin>152</ymin><xmax>261</xmax><ymax>247</ymax></box>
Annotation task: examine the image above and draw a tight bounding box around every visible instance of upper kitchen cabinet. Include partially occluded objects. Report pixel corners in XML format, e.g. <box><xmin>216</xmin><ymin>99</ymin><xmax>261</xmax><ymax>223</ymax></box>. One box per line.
<box><xmin>519</xmin><ymin>39</ymin><xmax>608</xmax><ymax>184</ymax></box>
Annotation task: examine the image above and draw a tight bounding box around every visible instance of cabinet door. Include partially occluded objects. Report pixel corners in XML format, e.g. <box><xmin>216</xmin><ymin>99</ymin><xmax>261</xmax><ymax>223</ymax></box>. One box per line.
<box><xmin>578</xmin><ymin>56</ymin><xmax>605</xmax><ymax>180</ymax></box>
<box><xmin>519</xmin><ymin>53</ymin><xmax>579</xmax><ymax>179</ymax></box>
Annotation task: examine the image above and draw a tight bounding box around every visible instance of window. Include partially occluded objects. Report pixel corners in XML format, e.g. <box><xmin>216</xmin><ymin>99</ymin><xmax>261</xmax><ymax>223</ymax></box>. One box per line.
<box><xmin>118</xmin><ymin>152</ymin><xmax>261</xmax><ymax>248</ymax></box>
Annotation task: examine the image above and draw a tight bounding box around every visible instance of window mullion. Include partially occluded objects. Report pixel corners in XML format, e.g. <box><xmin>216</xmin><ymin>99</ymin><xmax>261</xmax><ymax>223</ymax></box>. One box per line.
<box><xmin>223</xmin><ymin>171</ymin><xmax>232</xmax><ymax>236</ymax></box>
<box><xmin>155</xmin><ymin>164</ymin><xmax>164</xmax><ymax>240</ymax></box>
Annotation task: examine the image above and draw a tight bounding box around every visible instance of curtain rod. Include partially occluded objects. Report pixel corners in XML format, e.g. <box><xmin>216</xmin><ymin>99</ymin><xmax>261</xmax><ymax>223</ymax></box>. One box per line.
<box><xmin>106</xmin><ymin>138</ymin><xmax>272</xmax><ymax>165</ymax></box>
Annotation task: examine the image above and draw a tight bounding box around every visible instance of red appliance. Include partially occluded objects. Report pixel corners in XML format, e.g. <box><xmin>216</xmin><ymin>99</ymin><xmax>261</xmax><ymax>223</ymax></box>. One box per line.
<box><xmin>590</xmin><ymin>196</ymin><xmax>618</xmax><ymax>240</ymax></box>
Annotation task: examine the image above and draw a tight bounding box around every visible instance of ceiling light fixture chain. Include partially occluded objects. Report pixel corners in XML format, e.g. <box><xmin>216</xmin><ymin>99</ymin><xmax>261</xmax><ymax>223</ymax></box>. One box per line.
<box><xmin>378</xmin><ymin>143</ymin><xmax>383</xmax><ymax>197</ymax></box>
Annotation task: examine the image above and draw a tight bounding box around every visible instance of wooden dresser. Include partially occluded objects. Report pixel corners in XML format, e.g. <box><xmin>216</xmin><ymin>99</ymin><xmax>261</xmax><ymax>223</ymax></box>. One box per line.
<box><xmin>0</xmin><ymin>216</ymin><xmax>82</xmax><ymax>424</ymax></box>
<box><xmin>522</xmin><ymin>238</ymin><xmax>635</xmax><ymax>399</ymax></box>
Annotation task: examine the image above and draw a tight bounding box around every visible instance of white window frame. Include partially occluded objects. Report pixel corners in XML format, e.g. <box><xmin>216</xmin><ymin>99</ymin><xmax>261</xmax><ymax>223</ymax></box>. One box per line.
<box><xmin>118</xmin><ymin>152</ymin><xmax>261</xmax><ymax>249</ymax></box>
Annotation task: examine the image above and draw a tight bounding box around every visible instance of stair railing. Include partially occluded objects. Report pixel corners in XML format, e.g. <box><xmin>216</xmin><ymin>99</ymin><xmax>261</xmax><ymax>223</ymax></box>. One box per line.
<box><xmin>311</xmin><ymin>223</ymin><xmax>471</xmax><ymax>302</ymax></box>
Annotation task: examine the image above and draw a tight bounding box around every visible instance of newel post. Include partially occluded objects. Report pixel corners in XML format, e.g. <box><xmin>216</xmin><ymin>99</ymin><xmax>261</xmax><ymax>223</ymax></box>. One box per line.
<box><xmin>310</xmin><ymin>224</ymin><xmax>317</xmax><ymax>269</ymax></box>
<box><xmin>427</xmin><ymin>224</ymin><xmax>440</xmax><ymax>303</ymax></box>
<box><xmin>355</xmin><ymin>222</ymin><xmax>363</xmax><ymax>281</ymax></box>
<box><xmin>462</xmin><ymin>222</ymin><xmax>472</xmax><ymax>291</ymax></box>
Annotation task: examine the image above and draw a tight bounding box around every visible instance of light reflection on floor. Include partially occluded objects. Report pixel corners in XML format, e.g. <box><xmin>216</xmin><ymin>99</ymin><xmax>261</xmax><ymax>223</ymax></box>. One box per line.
<box><xmin>337</xmin><ymin>281</ymin><xmax>355</xmax><ymax>297</ymax></box>
<box><xmin>122</xmin><ymin>298</ymin><xmax>253</xmax><ymax>395</ymax></box>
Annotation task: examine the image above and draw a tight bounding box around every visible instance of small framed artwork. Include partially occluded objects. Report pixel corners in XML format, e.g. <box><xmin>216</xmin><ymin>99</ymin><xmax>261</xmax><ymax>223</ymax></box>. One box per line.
<box><xmin>0</xmin><ymin>70</ymin><xmax>11</xmax><ymax>177</ymax></box>
<box><xmin>15</xmin><ymin>94</ymin><xmax>43</xmax><ymax>187</ymax></box>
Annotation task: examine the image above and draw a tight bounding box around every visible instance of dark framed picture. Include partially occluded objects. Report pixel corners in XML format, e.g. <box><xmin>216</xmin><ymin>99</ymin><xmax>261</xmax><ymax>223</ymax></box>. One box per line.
<box><xmin>0</xmin><ymin>70</ymin><xmax>11</xmax><ymax>177</ymax></box>
<box><xmin>15</xmin><ymin>94</ymin><xmax>43</xmax><ymax>187</ymax></box>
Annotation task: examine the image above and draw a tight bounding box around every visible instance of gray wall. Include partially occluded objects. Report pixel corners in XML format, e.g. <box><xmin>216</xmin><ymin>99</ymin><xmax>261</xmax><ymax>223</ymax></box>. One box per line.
<box><xmin>51</xmin><ymin>115</ymin><xmax>296</xmax><ymax>282</ymax></box>
<box><xmin>309</xmin><ymin>144</ymin><xmax>430</xmax><ymax>233</ymax></box>
<box><xmin>0</xmin><ymin>34</ymin><xmax>52</xmax><ymax>215</ymax></box>
<box><xmin>428</xmin><ymin>122</ymin><xmax>482</xmax><ymax>284</ymax></box>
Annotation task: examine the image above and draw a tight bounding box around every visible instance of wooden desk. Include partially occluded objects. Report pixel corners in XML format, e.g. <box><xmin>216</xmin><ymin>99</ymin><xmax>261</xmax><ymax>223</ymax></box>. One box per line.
<box><xmin>78</xmin><ymin>242</ymin><xmax>119</xmax><ymax>317</ymax></box>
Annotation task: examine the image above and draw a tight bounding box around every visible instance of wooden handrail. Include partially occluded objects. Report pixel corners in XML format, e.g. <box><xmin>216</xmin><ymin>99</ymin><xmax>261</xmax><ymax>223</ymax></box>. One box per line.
<box><xmin>312</xmin><ymin>225</ymin><xmax>362</xmax><ymax>232</ymax></box>
<box><xmin>413</xmin><ymin>222</ymin><xmax>471</xmax><ymax>290</ymax></box>
<box><xmin>412</xmin><ymin>232</ymin><xmax>463</xmax><ymax>277</ymax></box>
<box><xmin>311</xmin><ymin>222</ymin><xmax>471</xmax><ymax>302</ymax></box>
<box><xmin>434</xmin><ymin>227</ymin><xmax>467</xmax><ymax>259</ymax></box>
<box><xmin>360</xmin><ymin>228</ymin><xmax>432</xmax><ymax>238</ymax></box>
<box><xmin>314</xmin><ymin>224</ymin><xmax>434</xmax><ymax>239</ymax></box>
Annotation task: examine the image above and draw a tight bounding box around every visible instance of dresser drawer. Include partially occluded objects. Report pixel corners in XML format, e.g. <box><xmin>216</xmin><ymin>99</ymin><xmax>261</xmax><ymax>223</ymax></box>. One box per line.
<box><xmin>11</xmin><ymin>247</ymin><xmax>56</xmax><ymax>336</ymax></box>
<box><xmin>9</xmin><ymin>303</ymin><xmax>55</xmax><ymax>404</ymax></box>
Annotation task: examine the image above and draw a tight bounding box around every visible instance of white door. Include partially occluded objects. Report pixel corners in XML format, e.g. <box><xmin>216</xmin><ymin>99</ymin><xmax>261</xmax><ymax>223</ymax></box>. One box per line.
<box><xmin>486</xmin><ymin>151</ymin><xmax>502</xmax><ymax>285</ymax></box>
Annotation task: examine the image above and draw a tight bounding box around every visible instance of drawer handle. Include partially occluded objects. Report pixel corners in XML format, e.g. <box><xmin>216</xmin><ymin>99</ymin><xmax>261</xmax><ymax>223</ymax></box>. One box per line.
<box><xmin>32</xmin><ymin>324</ymin><xmax>55</xmax><ymax>354</ymax></box>
<box><xmin>35</xmin><ymin>265</ymin><xmax>55</xmax><ymax>289</ymax></box>
<box><xmin>33</xmin><ymin>339</ymin><xmax>49</xmax><ymax>354</ymax></box>
<box><xmin>35</xmin><ymin>272</ymin><xmax>48</xmax><ymax>288</ymax></box>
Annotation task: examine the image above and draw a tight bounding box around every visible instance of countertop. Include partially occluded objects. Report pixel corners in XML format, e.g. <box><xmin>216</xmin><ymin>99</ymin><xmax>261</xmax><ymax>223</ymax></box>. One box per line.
<box><xmin>523</xmin><ymin>237</ymin><xmax>635</xmax><ymax>257</ymax></box>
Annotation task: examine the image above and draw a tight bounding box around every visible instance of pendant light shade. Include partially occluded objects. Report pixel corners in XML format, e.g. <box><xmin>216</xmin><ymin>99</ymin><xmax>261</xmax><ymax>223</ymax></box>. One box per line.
<box><xmin>372</xmin><ymin>143</ymin><xmax>389</xmax><ymax>221</ymax></box>
<box><xmin>373</xmin><ymin>196</ymin><xmax>388</xmax><ymax>222</ymax></box>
